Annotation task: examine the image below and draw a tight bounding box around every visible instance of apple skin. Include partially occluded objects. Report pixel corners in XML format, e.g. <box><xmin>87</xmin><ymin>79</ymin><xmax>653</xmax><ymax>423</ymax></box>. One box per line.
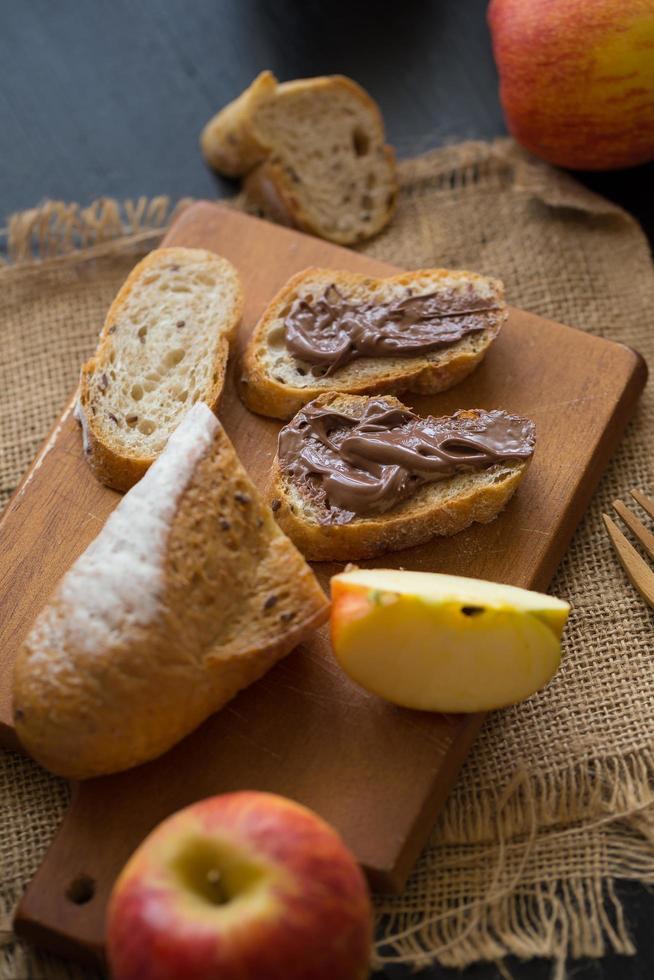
<box><xmin>488</xmin><ymin>0</ymin><xmax>654</xmax><ymax>170</ymax></box>
<box><xmin>107</xmin><ymin>792</ymin><xmax>372</xmax><ymax>980</ymax></box>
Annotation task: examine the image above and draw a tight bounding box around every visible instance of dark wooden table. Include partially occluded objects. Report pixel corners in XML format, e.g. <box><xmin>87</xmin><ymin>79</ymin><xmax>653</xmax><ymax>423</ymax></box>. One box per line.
<box><xmin>0</xmin><ymin>2</ymin><xmax>652</xmax><ymax>978</ymax></box>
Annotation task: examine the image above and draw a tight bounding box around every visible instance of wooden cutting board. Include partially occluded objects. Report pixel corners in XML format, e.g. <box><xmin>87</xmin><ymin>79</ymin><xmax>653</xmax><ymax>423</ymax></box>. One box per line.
<box><xmin>0</xmin><ymin>202</ymin><xmax>646</xmax><ymax>967</ymax></box>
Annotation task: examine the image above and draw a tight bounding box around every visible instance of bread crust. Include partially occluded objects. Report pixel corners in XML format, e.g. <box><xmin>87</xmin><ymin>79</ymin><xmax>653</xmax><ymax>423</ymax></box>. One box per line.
<box><xmin>240</xmin><ymin>267</ymin><xmax>506</xmax><ymax>420</ymax></box>
<box><xmin>269</xmin><ymin>393</ymin><xmax>532</xmax><ymax>562</ymax></box>
<box><xmin>77</xmin><ymin>247</ymin><xmax>244</xmax><ymax>492</ymax></box>
<box><xmin>200</xmin><ymin>70</ymin><xmax>277</xmax><ymax>176</ymax></box>
<box><xmin>243</xmin><ymin>159</ymin><xmax>304</xmax><ymax>231</ymax></box>
<box><xmin>276</xmin><ymin>74</ymin><xmax>386</xmax><ymax>130</ymax></box>
<box><xmin>14</xmin><ymin>409</ymin><xmax>329</xmax><ymax>779</ymax></box>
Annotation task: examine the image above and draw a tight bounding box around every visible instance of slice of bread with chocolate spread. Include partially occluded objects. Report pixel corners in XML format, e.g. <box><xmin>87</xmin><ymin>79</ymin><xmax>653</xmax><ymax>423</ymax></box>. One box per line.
<box><xmin>76</xmin><ymin>247</ymin><xmax>243</xmax><ymax>492</ymax></box>
<box><xmin>269</xmin><ymin>392</ymin><xmax>535</xmax><ymax>562</ymax></box>
<box><xmin>200</xmin><ymin>71</ymin><xmax>398</xmax><ymax>245</ymax></box>
<box><xmin>240</xmin><ymin>267</ymin><xmax>506</xmax><ymax>421</ymax></box>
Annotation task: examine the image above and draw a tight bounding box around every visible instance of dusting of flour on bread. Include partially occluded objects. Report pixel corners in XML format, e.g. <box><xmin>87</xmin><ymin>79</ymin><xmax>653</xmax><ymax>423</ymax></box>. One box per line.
<box><xmin>73</xmin><ymin>396</ymin><xmax>90</xmax><ymax>456</ymax></box>
<box><xmin>43</xmin><ymin>403</ymin><xmax>218</xmax><ymax>656</ymax></box>
<box><xmin>14</xmin><ymin>400</ymin><xmax>329</xmax><ymax>779</ymax></box>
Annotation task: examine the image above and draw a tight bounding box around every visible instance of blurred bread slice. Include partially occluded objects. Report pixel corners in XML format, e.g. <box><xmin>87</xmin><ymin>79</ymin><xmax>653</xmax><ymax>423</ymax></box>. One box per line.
<box><xmin>201</xmin><ymin>71</ymin><xmax>398</xmax><ymax>245</ymax></box>
<box><xmin>76</xmin><ymin>247</ymin><xmax>243</xmax><ymax>491</ymax></box>
<box><xmin>14</xmin><ymin>403</ymin><xmax>329</xmax><ymax>779</ymax></box>
<box><xmin>200</xmin><ymin>70</ymin><xmax>278</xmax><ymax>177</ymax></box>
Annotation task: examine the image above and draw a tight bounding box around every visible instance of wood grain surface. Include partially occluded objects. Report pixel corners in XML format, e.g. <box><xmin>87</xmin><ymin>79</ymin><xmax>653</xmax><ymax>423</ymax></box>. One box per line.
<box><xmin>0</xmin><ymin>202</ymin><xmax>646</xmax><ymax>966</ymax></box>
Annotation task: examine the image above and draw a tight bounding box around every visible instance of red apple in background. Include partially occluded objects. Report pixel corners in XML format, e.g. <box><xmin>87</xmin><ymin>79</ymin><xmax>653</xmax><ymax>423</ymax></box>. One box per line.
<box><xmin>106</xmin><ymin>792</ymin><xmax>372</xmax><ymax>980</ymax></box>
<box><xmin>488</xmin><ymin>0</ymin><xmax>654</xmax><ymax>170</ymax></box>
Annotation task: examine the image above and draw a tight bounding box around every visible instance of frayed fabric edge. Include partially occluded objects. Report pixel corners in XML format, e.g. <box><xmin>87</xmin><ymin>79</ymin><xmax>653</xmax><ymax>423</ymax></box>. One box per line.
<box><xmin>374</xmin><ymin>749</ymin><xmax>654</xmax><ymax>978</ymax></box>
<box><xmin>0</xmin><ymin>196</ymin><xmax>194</xmax><ymax>266</ymax></box>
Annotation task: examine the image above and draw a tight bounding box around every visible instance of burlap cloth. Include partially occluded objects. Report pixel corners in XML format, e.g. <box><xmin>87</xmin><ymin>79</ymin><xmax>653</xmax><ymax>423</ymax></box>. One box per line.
<box><xmin>1</xmin><ymin>140</ymin><xmax>653</xmax><ymax>980</ymax></box>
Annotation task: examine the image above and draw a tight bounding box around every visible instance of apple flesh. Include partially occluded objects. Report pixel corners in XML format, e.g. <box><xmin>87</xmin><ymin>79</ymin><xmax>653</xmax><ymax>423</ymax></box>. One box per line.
<box><xmin>488</xmin><ymin>0</ymin><xmax>654</xmax><ymax>170</ymax></box>
<box><xmin>107</xmin><ymin>792</ymin><xmax>372</xmax><ymax>980</ymax></box>
<box><xmin>331</xmin><ymin>569</ymin><xmax>570</xmax><ymax>712</ymax></box>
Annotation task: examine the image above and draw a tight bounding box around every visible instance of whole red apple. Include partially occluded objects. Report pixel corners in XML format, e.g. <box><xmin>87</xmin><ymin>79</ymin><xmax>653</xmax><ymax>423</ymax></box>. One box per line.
<box><xmin>106</xmin><ymin>792</ymin><xmax>372</xmax><ymax>980</ymax></box>
<box><xmin>488</xmin><ymin>0</ymin><xmax>654</xmax><ymax>170</ymax></box>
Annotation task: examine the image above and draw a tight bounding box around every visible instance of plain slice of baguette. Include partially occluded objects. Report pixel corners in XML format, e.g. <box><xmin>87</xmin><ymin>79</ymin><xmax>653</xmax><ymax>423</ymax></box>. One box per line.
<box><xmin>270</xmin><ymin>393</ymin><xmax>534</xmax><ymax>562</ymax></box>
<box><xmin>201</xmin><ymin>71</ymin><xmax>398</xmax><ymax>245</ymax></box>
<box><xmin>13</xmin><ymin>403</ymin><xmax>329</xmax><ymax>780</ymax></box>
<box><xmin>240</xmin><ymin>267</ymin><xmax>506</xmax><ymax>420</ymax></box>
<box><xmin>76</xmin><ymin>247</ymin><xmax>243</xmax><ymax>492</ymax></box>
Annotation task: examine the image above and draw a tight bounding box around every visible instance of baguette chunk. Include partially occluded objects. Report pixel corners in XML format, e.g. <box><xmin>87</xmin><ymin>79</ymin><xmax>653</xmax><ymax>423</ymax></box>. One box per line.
<box><xmin>13</xmin><ymin>403</ymin><xmax>329</xmax><ymax>779</ymax></box>
<box><xmin>76</xmin><ymin>247</ymin><xmax>243</xmax><ymax>491</ymax></box>
<box><xmin>201</xmin><ymin>72</ymin><xmax>398</xmax><ymax>245</ymax></box>
<box><xmin>241</xmin><ymin>267</ymin><xmax>506</xmax><ymax>420</ymax></box>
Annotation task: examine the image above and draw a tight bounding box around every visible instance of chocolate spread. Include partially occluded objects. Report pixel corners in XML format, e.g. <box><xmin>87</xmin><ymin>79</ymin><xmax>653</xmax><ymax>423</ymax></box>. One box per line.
<box><xmin>277</xmin><ymin>399</ymin><xmax>535</xmax><ymax>524</ymax></box>
<box><xmin>284</xmin><ymin>284</ymin><xmax>501</xmax><ymax>375</ymax></box>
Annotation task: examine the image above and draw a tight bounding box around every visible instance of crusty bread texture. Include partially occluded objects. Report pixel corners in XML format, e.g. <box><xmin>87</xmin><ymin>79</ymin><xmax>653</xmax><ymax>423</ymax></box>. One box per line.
<box><xmin>201</xmin><ymin>71</ymin><xmax>398</xmax><ymax>245</ymax></box>
<box><xmin>200</xmin><ymin>69</ymin><xmax>277</xmax><ymax>177</ymax></box>
<box><xmin>271</xmin><ymin>393</ymin><xmax>533</xmax><ymax>562</ymax></box>
<box><xmin>13</xmin><ymin>403</ymin><xmax>329</xmax><ymax>780</ymax></box>
<box><xmin>76</xmin><ymin>247</ymin><xmax>243</xmax><ymax>492</ymax></box>
<box><xmin>240</xmin><ymin>267</ymin><xmax>506</xmax><ymax>420</ymax></box>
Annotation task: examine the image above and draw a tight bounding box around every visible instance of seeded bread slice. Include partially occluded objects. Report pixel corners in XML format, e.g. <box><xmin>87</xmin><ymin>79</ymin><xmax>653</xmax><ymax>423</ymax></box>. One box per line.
<box><xmin>201</xmin><ymin>71</ymin><xmax>398</xmax><ymax>245</ymax></box>
<box><xmin>76</xmin><ymin>247</ymin><xmax>244</xmax><ymax>492</ymax></box>
<box><xmin>240</xmin><ymin>267</ymin><xmax>506</xmax><ymax>420</ymax></box>
<box><xmin>270</xmin><ymin>393</ymin><xmax>534</xmax><ymax>562</ymax></box>
<box><xmin>13</xmin><ymin>403</ymin><xmax>329</xmax><ymax>780</ymax></box>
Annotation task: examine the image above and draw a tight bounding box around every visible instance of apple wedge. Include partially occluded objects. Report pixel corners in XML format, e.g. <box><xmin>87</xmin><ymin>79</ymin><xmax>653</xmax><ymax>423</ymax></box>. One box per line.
<box><xmin>330</xmin><ymin>569</ymin><xmax>570</xmax><ymax>712</ymax></box>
